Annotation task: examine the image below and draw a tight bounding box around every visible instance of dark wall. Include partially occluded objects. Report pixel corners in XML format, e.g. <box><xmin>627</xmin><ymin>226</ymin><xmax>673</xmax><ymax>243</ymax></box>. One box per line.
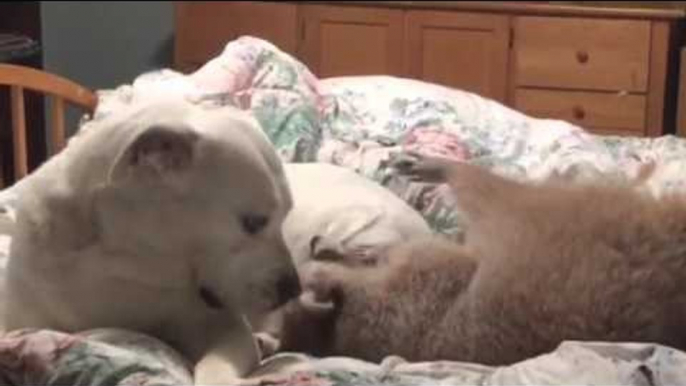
<box><xmin>0</xmin><ymin>2</ymin><xmax>174</xmax><ymax>184</ymax></box>
<box><xmin>0</xmin><ymin>2</ymin><xmax>45</xmax><ymax>183</ymax></box>
<box><xmin>39</xmin><ymin>1</ymin><xmax>174</xmax><ymax>139</ymax></box>
<box><xmin>40</xmin><ymin>1</ymin><xmax>174</xmax><ymax>90</ymax></box>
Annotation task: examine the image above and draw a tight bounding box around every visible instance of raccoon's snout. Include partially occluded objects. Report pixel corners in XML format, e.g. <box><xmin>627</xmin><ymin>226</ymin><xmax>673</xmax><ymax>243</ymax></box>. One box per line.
<box><xmin>199</xmin><ymin>286</ymin><xmax>224</xmax><ymax>310</ymax></box>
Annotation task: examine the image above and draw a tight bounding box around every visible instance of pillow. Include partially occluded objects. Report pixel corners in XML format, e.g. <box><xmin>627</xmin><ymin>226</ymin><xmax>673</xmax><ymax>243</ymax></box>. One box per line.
<box><xmin>282</xmin><ymin>163</ymin><xmax>431</xmax><ymax>266</ymax></box>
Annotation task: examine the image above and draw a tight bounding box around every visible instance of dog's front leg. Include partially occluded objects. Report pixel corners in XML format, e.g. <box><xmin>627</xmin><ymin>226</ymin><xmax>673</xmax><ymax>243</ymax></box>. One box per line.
<box><xmin>194</xmin><ymin>315</ymin><xmax>261</xmax><ymax>386</ymax></box>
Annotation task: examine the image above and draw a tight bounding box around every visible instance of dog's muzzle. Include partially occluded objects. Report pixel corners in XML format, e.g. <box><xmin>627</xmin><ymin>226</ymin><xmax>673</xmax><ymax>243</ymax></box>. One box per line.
<box><xmin>198</xmin><ymin>272</ymin><xmax>301</xmax><ymax>311</ymax></box>
<box><xmin>275</xmin><ymin>272</ymin><xmax>302</xmax><ymax>308</ymax></box>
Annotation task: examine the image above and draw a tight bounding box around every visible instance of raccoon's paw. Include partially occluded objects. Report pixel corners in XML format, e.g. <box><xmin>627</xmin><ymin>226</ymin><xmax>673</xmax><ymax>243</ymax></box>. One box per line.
<box><xmin>391</xmin><ymin>151</ymin><xmax>453</xmax><ymax>183</ymax></box>
<box><xmin>299</xmin><ymin>262</ymin><xmax>352</xmax><ymax>306</ymax></box>
<box><xmin>311</xmin><ymin>237</ymin><xmax>382</xmax><ymax>268</ymax></box>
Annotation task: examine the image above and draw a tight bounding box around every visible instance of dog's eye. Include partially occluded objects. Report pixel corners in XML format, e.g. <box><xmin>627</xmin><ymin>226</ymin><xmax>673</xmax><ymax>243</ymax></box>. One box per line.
<box><xmin>241</xmin><ymin>214</ymin><xmax>269</xmax><ymax>235</ymax></box>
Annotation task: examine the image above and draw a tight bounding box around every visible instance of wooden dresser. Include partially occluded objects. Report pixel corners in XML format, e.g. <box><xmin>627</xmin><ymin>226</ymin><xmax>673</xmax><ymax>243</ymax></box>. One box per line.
<box><xmin>175</xmin><ymin>1</ymin><xmax>685</xmax><ymax>137</ymax></box>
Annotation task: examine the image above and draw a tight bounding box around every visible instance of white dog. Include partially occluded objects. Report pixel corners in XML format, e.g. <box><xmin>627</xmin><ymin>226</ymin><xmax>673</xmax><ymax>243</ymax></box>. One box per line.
<box><xmin>3</xmin><ymin>98</ymin><xmax>301</xmax><ymax>384</ymax></box>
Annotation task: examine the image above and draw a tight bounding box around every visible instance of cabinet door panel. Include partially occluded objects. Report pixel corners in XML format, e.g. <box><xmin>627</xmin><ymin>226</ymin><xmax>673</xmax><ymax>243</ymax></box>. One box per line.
<box><xmin>299</xmin><ymin>5</ymin><xmax>405</xmax><ymax>78</ymax></box>
<box><xmin>406</xmin><ymin>10</ymin><xmax>510</xmax><ymax>102</ymax></box>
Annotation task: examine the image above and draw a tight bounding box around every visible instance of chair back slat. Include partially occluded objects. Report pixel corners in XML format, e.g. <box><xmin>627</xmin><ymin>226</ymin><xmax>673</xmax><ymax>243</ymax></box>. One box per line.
<box><xmin>0</xmin><ymin>64</ymin><xmax>97</xmax><ymax>181</ymax></box>
<box><xmin>50</xmin><ymin>96</ymin><xmax>66</xmax><ymax>152</ymax></box>
<box><xmin>10</xmin><ymin>85</ymin><xmax>27</xmax><ymax>178</ymax></box>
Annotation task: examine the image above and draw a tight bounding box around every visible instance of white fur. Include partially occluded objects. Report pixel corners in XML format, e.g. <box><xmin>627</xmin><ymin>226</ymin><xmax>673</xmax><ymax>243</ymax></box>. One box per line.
<box><xmin>282</xmin><ymin>163</ymin><xmax>432</xmax><ymax>266</ymax></box>
<box><xmin>3</xmin><ymin>98</ymin><xmax>299</xmax><ymax>384</ymax></box>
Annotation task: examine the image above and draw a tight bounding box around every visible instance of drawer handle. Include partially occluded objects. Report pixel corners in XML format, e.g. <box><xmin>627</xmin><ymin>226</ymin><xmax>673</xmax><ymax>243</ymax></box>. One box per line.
<box><xmin>572</xmin><ymin>106</ymin><xmax>586</xmax><ymax>120</ymax></box>
<box><xmin>576</xmin><ymin>50</ymin><xmax>589</xmax><ymax>64</ymax></box>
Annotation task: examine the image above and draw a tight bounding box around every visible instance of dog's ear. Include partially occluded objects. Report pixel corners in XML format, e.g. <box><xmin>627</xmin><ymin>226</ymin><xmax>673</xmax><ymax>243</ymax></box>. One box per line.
<box><xmin>108</xmin><ymin>124</ymin><xmax>200</xmax><ymax>183</ymax></box>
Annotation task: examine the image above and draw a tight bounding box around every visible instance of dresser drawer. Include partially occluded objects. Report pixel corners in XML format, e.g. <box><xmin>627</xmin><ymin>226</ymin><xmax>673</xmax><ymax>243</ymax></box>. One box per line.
<box><xmin>515</xmin><ymin>17</ymin><xmax>651</xmax><ymax>92</ymax></box>
<box><xmin>515</xmin><ymin>89</ymin><xmax>646</xmax><ymax>133</ymax></box>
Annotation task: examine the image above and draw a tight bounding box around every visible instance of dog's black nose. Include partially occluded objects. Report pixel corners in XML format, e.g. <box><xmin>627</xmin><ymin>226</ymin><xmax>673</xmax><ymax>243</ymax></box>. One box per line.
<box><xmin>276</xmin><ymin>273</ymin><xmax>302</xmax><ymax>306</ymax></box>
<box><xmin>199</xmin><ymin>286</ymin><xmax>224</xmax><ymax>310</ymax></box>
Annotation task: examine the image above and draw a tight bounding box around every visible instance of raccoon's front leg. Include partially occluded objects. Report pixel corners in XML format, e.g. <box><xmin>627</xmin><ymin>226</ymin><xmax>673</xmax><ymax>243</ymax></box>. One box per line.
<box><xmin>393</xmin><ymin>151</ymin><xmax>511</xmax><ymax>193</ymax></box>
<box><xmin>393</xmin><ymin>151</ymin><xmax>528</xmax><ymax>221</ymax></box>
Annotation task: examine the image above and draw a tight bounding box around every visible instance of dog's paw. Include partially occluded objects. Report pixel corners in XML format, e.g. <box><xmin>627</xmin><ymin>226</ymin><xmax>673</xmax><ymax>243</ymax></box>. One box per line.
<box><xmin>195</xmin><ymin>375</ymin><xmax>272</xmax><ymax>386</ymax></box>
<box><xmin>194</xmin><ymin>367</ymin><xmax>264</xmax><ymax>386</ymax></box>
<box><xmin>254</xmin><ymin>332</ymin><xmax>280</xmax><ymax>359</ymax></box>
<box><xmin>391</xmin><ymin>151</ymin><xmax>452</xmax><ymax>183</ymax></box>
<box><xmin>194</xmin><ymin>346</ymin><xmax>260</xmax><ymax>386</ymax></box>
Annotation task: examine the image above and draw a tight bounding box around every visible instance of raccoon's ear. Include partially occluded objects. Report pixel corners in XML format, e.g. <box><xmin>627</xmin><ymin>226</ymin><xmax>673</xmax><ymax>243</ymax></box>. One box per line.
<box><xmin>108</xmin><ymin>124</ymin><xmax>200</xmax><ymax>183</ymax></box>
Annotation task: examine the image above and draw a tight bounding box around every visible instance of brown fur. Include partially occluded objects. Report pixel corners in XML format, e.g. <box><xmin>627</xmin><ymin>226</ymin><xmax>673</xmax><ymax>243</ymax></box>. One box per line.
<box><xmin>277</xmin><ymin>156</ymin><xmax>686</xmax><ymax>365</ymax></box>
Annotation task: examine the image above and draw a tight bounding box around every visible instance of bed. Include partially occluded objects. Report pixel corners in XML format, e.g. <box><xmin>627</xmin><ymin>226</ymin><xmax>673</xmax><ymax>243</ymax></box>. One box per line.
<box><xmin>2</xmin><ymin>36</ymin><xmax>686</xmax><ymax>385</ymax></box>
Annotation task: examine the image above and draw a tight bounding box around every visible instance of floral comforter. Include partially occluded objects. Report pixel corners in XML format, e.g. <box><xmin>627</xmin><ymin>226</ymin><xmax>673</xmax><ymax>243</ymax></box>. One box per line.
<box><xmin>2</xmin><ymin>36</ymin><xmax>686</xmax><ymax>385</ymax></box>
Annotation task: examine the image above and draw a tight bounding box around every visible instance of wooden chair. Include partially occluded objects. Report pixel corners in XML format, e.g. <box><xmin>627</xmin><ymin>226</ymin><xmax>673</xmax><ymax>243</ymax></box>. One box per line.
<box><xmin>0</xmin><ymin>64</ymin><xmax>98</xmax><ymax>182</ymax></box>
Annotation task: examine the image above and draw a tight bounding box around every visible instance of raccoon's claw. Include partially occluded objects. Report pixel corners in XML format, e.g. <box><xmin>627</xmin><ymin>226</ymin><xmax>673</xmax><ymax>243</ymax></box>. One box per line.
<box><xmin>391</xmin><ymin>151</ymin><xmax>423</xmax><ymax>176</ymax></box>
<box><xmin>312</xmin><ymin>242</ymin><xmax>380</xmax><ymax>268</ymax></box>
<box><xmin>299</xmin><ymin>290</ymin><xmax>335</xmax><ymax>314</ymax></box>
<box><xmin>350</xmin><ymin>246</ymin><xmax>381</xmax><ymax>266</ymax></box>
<box><xmin>300</xmin><ymin>263</ymin><xmax>347</xmax><ymax>306</ymax></box>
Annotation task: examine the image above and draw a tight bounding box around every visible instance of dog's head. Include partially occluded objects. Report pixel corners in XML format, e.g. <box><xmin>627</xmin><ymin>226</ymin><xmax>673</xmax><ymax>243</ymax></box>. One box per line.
<box><xmin>89</xmin><ymin>99</ymin><xmax>300</xmax><ymax>318</ymax></box>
